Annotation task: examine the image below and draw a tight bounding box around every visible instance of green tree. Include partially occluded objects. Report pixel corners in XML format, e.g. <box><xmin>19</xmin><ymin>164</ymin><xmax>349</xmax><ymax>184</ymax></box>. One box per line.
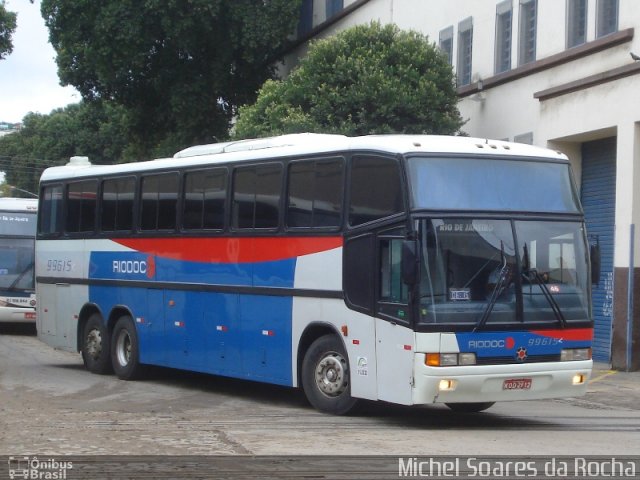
<box><xmin>234</xmin><ymin>22</ymin><xmax>464</xmax><ymax>139</ymax></box>
<box><xmin>41</xmin><ymin>0</ymin><xmax>302</xmax><ymax>158</ymax></box>
<box><xmin>0</xmin><ymin>0</ymin><xmax>17</xmax><ymax>59</ymax></box>
<box><xmin>0</xmin><ymin>102</ymin><xmax>131</xmax><ymax>193</ymax></box>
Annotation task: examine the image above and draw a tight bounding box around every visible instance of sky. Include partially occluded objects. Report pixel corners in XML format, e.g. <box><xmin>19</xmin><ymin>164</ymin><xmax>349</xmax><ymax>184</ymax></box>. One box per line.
<box><xmin>0</xmin><ymin>0</ymin><xmax>79</xmax><ymax>123</ymax></box>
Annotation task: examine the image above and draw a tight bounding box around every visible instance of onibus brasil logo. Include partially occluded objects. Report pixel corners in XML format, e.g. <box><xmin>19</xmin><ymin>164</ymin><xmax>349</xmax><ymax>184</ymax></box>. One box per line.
<box><xmin>8</xmin><ymin>456</ymin><xmax>73</xmax><ymax>479</ymax></box>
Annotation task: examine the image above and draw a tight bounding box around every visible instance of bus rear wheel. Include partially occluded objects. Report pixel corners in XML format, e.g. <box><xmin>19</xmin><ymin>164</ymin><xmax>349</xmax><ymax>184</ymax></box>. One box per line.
<box><xmin>111</xmin><ymin>315</ymin><xmax>144</xmax><ymax>380</ymax></box>
<box><xmin>81</xmin><ymin>313</ymin><xmax>112</xmax><ymax>374</ymax></box>
<box><xmin>445</xmin><ymin>402</ymin><xmax>495</xmax><ymax>413</ymax></box>
<box><xmin>301</xmin><ymin>334</ymin><xmax>358</xmax><ymax>415</ymax></box>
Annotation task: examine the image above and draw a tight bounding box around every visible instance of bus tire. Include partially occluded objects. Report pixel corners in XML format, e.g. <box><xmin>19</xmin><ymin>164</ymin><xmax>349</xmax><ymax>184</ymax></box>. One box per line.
<box><xmin>301</xmin><ymin>334</ymin><xmax>359</xmax><ymax>415</ymax></box>
<box><xmin>111</xmin><ymin>315</ymin><xmax>144</xmax><ymax>380</ymax></box>
<box><xmin>445</xmin><ymin>402</ymin><xmax>495</xmax><ymax>413</ymax></box>
<box><xmin>81</xmin><ymin>313</ymin><xmax>112</xmax><ymax>374</ymax></box>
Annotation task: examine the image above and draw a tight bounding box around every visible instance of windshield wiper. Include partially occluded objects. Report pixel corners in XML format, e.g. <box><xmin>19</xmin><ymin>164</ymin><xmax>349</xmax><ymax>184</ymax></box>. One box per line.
<box><xmin>7</xmin><ymin>262</ymin><xmax>34</xmax><ymax>292</ymax></box>
<box><xmin>522</xmin><ymin>244</ymin><xmax>567</xmax><ymax>328</ymax></box>
<box><xmin>523</xmin><ymin>269</ymin><xmax>568</xmax><ymax>329</ymax></box>
<box><xmin>473</xmin><ymin>242</ymin><xmax>510</xmax><ymax>332</ymax></box>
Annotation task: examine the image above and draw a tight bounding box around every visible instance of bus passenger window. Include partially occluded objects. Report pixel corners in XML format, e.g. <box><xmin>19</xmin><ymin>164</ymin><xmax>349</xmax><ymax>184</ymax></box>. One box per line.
<box><xmin>349</xmin><ymin>156</ymin><xmax>403</xmax><ymax>226</ymax></box>
<box><xmin>38</xmin><ymin>185</ymin><xmax>64</xmax><ymax>235</ymax></box>
<box><xmin>66</xmin><ymin>180</ymin><xmax>97</xmax><ymax>234</ymax></box>
<box><xmin>101</xmin><ymin>177</ymin><xmax>135</xmax><ymax>232</ymax></box>
<box><xmin>140</xmin><ymin>173</ymin><xmax>179</xmax><ymax>231</ymax></box>
<box><xmin>183</xmin><ymin>168</ymin><xmax>226</xmax><ymax>230</ymax></box>
<box><xmin>232</xmin><ymin>164</ymin><xmax>282</xmax><ymax>230</ymax></box>
<box><xmin>287</xmin><ymin>158</ymin><xmax>343</xmax><ymax>229</ymax></box>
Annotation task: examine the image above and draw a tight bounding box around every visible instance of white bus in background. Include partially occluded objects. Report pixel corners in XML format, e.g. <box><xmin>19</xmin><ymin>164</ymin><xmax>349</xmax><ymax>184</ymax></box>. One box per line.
<box><xmin>0</xmin><ymin>197</ymin><xmax>37</xmax><ymax>322</ymax></box>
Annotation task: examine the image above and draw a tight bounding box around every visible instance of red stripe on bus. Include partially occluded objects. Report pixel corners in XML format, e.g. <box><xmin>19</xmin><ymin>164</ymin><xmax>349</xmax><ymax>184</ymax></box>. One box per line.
<box><xmin>111</xmin><ymin>237</ymin><xmax>343</xmax><ymax>263</ymax></box>
<box><xmin>530</xmin><ymin>328</ymin><xmax>593</xmax><ymax>341</ymax></box>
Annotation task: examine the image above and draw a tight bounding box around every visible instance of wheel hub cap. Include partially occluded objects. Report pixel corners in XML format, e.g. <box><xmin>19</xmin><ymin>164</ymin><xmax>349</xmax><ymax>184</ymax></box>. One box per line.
<box><xmin>315</xmin><ymin>352</ymin><xmax>348</xmax><ymax>397</ymax></box>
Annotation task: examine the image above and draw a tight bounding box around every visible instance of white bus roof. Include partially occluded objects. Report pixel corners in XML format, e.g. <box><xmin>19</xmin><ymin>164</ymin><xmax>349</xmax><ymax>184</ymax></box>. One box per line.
<box><xmin>0</xmin><ymin>197</ymin><xmax>38</xmax><ymax>211</ymax></box>
<box><xmin>39</xmin><ymin>133</ymin><xmax>568</xmax><ymax>182</ymax></box>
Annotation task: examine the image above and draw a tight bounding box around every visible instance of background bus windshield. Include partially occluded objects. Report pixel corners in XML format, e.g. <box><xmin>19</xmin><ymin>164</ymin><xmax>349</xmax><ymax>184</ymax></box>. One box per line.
<box><xmin>0</xmin><ymin>211</ymin><xmax>36</xmax><ymax>291</ymax></box>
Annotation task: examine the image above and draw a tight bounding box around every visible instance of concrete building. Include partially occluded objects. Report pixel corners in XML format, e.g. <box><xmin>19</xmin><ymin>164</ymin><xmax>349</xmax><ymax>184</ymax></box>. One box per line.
<box><xmin>285</xmin><ymin>0</ymin><xmax>640</xmax><ymax>369</ymax></box>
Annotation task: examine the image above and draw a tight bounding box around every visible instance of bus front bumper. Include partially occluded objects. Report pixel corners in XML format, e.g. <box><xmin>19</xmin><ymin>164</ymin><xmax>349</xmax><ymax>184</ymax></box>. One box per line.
<box><xmin>0</xmin><ymin>308</ymin><xmax>36</xmax><ymax>323</ymax></box>
<box><xmin>412</xmin><ymin>357</ymin><xmax>593</xmax><ymax>405</ymax></box>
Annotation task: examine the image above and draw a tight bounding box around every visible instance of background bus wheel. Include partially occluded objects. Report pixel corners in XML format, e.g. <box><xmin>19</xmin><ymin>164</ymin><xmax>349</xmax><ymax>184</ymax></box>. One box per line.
<box><xmin>445</xmin><ymin>402</ymin><xmax>495</xmax><ymax>413</ymax></box>
<box><xmin>301</xmin><ymin>334</ymin><xmax>358</xmax><ymax>415</ymax></box>
<box><xmin>111</xmin><ymin>315</ymin><xmax>144</xmax><ymax>380</ymax></box>
<box><xmin>81</xmin><ymin>313</ymin><xmax>112</xmax><ymax>374</ymax></box>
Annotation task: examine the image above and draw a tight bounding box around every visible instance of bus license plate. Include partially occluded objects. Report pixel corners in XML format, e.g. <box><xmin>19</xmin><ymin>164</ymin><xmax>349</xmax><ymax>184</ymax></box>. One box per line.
<box><xmin>503</xmin><ymin>378</ymin><xmax>532</xmax><ymax>390</ymax></box>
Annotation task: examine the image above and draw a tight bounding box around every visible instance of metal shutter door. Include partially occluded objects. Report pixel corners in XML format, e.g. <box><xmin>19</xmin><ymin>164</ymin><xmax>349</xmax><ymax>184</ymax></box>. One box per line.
<box><xmin>580</xmin><ymin>137</ymin><xmax>616</xmax><ymax>362</ymax></box>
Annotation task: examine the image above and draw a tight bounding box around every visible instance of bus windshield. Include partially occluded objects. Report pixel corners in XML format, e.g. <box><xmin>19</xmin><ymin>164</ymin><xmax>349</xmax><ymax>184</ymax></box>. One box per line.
<box><xmin>407</xmin><ymin>156</ymin><xmax>580</xmax><ymax>213</ymax></box>
<box><xmin>418</xmin><ymin>218</ymin><xmax>590</xmax><ymax>327</ymax></box>
<box><xmin>0</xmin><ymin>211</ymin><xmax>36</xmax><ymax>292</ymax></box>
<box><xmin>0</xmin><ymin>238</ymin><xmax>35</xmax><ymax>290</ymax></box>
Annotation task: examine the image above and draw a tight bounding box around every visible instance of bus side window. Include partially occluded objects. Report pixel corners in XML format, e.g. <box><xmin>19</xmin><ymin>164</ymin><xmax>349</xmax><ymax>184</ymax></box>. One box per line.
<box><xmin>183</xmin><ymin>168</ymin><xmax>227</xmax><ymax>231</ymax></box>
<box><xmin>101</xmin><ymin>177</ymin><xmax>135</xmax><ymax>233</ymax></box>
<box><xmin>140</xmin><ymin>173</ymin><xmax>179</xmax><ymax>231</ymax></box>
<box><xmin>38</xmin><ymin>184</ymin><xmax>64</xmax><ymax>236</ymax></box>
<box><xmin>380</xmin><ymin>238</ymin><xmax>408</xmax><ymax>303</ymax></box>
<box><xmin>349</xmin><ymin>156</ymin><xmax>404</xmax><ymax>227</ymax></box>
<box><xmin>232</xmin><ymin>164</ymin><xmax>282</xmax><ymax>230</ymax></box>
<box><xmin>287</xmin><ymin>158</ymin><xmax>344</xmax><ymax>229</ymax></box>
<box><xmin>66</xmin><ymin>180</ymin><xmax>98</xmax><ymax>234</ymax></box>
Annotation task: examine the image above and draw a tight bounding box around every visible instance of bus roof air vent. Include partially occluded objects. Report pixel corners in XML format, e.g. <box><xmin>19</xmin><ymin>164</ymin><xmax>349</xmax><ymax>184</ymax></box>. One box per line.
<box><xmin>66</xmin><ymin>156</ymin><xmax>91</xmax><ymax>167</ymax></box>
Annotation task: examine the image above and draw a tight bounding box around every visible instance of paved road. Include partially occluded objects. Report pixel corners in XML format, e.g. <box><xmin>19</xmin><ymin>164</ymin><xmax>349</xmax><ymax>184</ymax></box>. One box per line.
<box><xmin>1</xmin><ymin>324</ymin><xmax>639</xmax><ymax>457</ymax></box>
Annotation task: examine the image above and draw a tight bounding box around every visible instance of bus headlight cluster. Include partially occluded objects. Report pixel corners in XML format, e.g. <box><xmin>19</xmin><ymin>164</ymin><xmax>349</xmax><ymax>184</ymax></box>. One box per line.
<box><xmin>426</xmin><ymin>352</ymin><xmax>476</xmax><ymax>366</ymax></box>
<box><xmin>560</xmin><ymin>348</ymin><xmax>592</xmax><ymax>361</ymax></box>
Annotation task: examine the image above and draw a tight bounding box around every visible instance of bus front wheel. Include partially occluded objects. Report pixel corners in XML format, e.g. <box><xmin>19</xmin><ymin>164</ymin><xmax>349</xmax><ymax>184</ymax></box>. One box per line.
<box><xmin>111</xmin><ymin>315</ymin><xmax>144</xmax><ymax>380</ymax></box>
<box><xmin>445</xmin><ymin>402</ymin><xmax>495</xmax><ymax>413</ymax></box>
<box><xmin>81</xmin><ymin>313</ymin><xmax>112</xmax><ymax>374</ymax></box>
<box><xmin>301</xmin><ymin>334</ymin><xmax>359</xmax><ymax>415</ymax></box>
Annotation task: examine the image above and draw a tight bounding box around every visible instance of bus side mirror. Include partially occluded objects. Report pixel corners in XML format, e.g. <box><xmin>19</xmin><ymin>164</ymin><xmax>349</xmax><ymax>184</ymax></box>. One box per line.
<box><xmin>402</xmin><ymin>239</ymin><xmax>419</xmax><ymax>285</ymax></box>
<box><xmin>590</xmin><ymin>244</ymin><xmax>601</xmax><ymax>285</ymax></box>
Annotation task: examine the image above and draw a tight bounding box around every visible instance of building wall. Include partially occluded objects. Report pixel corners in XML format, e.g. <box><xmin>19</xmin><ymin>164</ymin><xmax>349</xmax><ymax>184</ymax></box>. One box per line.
<box><xmin>285</xmin><ymin>0</ymin><xmax>640</xmax><ymax>368</ymax></box>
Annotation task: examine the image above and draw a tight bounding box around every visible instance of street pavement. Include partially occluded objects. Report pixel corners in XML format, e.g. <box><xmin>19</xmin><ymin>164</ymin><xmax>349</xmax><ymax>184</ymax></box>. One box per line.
<box><xmin>574</xmin><ymin>362</ymin><xmax>640</xmax><ymax>411</ymax></box>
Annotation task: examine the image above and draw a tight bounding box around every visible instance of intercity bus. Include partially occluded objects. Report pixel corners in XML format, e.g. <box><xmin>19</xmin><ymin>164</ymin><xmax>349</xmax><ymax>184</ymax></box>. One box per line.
<box><xmin>0</xmin><ymin>197</ymin><xmax>37</xmax><ymax>323</ymax></box>
<box><xmin>36</xmin><ymin>134</ymin><xmax>595</xmax><ymax>414</ymax></box>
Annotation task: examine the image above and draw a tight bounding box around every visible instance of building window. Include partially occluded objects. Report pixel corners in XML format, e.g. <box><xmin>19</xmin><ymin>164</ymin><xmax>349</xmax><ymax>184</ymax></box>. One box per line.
<box><xmin>597</xmin><ymin>0</ymin><xmax>618</xmax><ymax>38</ymax></box>
<box><xmin>439</xmin><ymin>26</ymin><xmax>454</xmax><ymax>65</ymax></box>
<box><xmin>298</xmin><ymin>0</ymin><xmax>314</xmax><ymax>37</ymax></box>
<box><xmin>457</xmin><ymin>17</ymin><xmax>473</xmax><ymax>87</ymax></box>
<box><xmin>518</xmin><ymin>0</ymin><xmax>537</xmax><ymax>66</ymax></box>
<box><xmin>567</xmin><ymin>0</ymin><xmax>588</xmax><ymax>48</ymax></box>
<box><xmin>495</xmin><ymin>1</ymin><xmax>513</xmax><ymax>74</ymax></box>
<box><xmin>326</xmin><ymin>0</ymin><xmax>343</xmax><ymax>19</ymax></box>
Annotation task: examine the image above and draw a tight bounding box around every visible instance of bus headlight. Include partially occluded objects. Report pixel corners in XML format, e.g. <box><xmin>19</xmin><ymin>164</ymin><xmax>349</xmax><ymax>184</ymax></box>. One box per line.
<box><xmin>560</xmin><ymin>348</ymin><xmax>592</xmax><ymax>361</ymax></box>
<box><xmin>438</xmin><ymin>379</ymin><xmax>457</xmax><ymax>391</ymax></box>
<box><xmin>425</xmin><ymin>353</ymin><xmax>477</xmax><ymax>366</ymax></box>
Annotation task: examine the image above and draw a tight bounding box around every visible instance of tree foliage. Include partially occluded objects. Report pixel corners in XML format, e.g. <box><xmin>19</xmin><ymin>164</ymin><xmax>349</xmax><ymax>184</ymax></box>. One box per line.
<box><xmin>41</xmin><ymin>0</ymin><xmax>302</xmax><ymax>158</ymax></box>
<box><xmin>234</xmin><ymin>22</ymin><xmax>463</xmax><ymax>139</ymax></box>
<box><xmin>0</xmin><ymin>0</ymin><xmax>17</xmax><ymax>60</ymax></box>
<box><xmin>0</xmin><ymin>102</ymin><xmax>131</xmax><ymax>194</ymax></box>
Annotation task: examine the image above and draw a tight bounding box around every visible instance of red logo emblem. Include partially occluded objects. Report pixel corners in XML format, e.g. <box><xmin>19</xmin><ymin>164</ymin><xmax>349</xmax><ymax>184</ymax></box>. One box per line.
<box><xmin>506</xmin><ymin>337</ymin><xmax>515</xmax><ymax>349</ymax></box>
<box><xmin>516</xmin><ymin>347</ymin><xmax>528</xmax><ymax>362</ymax></box>
<box><xmin>146</xmin><ymin>255</ymin><xmax>156</xmax><ymax>279</ymax></box>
